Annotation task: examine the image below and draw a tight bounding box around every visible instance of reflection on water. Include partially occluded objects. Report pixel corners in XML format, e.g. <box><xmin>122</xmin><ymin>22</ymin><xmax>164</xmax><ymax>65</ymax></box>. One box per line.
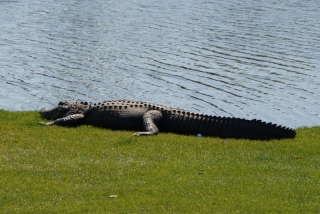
<box><xmin>0</xmin><ymin>0</ymin><xmax>319</xmax><ymax>128</ymax></box>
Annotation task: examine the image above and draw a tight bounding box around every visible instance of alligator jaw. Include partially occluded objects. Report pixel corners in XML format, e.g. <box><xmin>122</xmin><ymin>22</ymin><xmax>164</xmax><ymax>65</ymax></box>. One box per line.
<box><xmin>39</xmin><ymin>106</ymin><xmax>60</xmax><ymax>119</ymax></box>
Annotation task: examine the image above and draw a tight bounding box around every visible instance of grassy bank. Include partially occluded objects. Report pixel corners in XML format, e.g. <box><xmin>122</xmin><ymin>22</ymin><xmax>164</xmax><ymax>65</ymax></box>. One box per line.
<box><xmin>0</xmin><ymin>110</ymin><xmax>319</xmax><ymax>213</ymax></box>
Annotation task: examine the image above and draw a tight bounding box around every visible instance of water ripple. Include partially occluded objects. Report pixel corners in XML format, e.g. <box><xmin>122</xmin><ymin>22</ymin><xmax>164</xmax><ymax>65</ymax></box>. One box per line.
<box><xmin>0</xmin><ymin>0</ymin><xmax>319</xmax><ymax>128</ymax></box>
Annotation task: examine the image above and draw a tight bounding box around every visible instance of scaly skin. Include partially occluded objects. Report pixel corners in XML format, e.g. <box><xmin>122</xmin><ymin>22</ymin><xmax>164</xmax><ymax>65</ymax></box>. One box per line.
<box><xmin>39</xmin><ymin>100</ymin><xmax>296</xmax><ymax>140</ymax></box>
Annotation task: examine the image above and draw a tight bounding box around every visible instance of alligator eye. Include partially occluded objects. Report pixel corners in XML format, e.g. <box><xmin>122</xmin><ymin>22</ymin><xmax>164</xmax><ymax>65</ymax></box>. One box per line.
<box><xmin>58</xmin><ymin>106</ymin><xmax>68</xmax><ymax>111</ymax></box>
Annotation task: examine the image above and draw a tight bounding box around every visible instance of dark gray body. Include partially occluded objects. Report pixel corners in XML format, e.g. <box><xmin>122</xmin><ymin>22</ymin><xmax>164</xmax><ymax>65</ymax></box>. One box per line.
<box><xmin>39</xmin><ymin>100</ymin><xmax>296</xmax><ymax>140</ymax></box>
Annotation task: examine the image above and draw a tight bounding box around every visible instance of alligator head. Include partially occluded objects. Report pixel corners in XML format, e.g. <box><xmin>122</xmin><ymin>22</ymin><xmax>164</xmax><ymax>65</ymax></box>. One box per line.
<box><xmin>39</xmin><ymin>101</ymin><xmax>90</xmax><ymax>120</ymax></box>
<box><xmin>39</xmin><ymin>101</ymin><xmax>71</xmax><ymax>120</ymax></box>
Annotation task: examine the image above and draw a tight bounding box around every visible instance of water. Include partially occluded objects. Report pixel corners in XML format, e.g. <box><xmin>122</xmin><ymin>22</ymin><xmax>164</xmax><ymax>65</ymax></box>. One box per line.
<box><xmin>0</xmin><ymin>0</ymin><xmax>319</xmax><ymax>128</ymax></box>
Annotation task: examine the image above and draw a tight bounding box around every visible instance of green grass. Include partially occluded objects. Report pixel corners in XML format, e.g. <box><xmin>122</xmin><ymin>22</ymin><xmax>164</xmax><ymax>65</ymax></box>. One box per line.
<box><xmin>0</xmin><ymin>110</ymin><xmax>319</xmax><ymax>213</ymax></box>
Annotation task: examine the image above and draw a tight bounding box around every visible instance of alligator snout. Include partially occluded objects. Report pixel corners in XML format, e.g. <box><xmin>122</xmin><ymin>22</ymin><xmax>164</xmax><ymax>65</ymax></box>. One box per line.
<box><xmin>39</xmin><ymin>108</ymin><xmax>49</xmax><ymax>118</ymax></box>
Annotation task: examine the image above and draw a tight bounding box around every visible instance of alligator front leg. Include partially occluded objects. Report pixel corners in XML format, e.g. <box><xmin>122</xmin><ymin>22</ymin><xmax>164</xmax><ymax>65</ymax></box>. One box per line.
<box><xmin>133</xmin><ymin>110</ymin><xmax>163</xmax><ymax>136</ymax></box>
<box><xmin>39</xmin><ymin>114</ymin><xmax>85</xmax><ymax>126</ymax></box>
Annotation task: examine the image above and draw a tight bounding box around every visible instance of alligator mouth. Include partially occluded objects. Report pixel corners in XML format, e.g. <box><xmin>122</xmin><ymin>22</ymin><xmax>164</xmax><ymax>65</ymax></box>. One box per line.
<box><xmin>39</xmin><ymin>106</ymin><xmax>60</xmax><ymax>119</ymax></box>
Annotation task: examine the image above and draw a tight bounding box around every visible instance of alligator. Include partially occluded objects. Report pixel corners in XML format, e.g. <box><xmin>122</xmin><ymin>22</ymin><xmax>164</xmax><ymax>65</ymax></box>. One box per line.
<box><xmin>39</xmin><ymin>100</ymin><xmax>296</xmax><ymax>140</ymax></box>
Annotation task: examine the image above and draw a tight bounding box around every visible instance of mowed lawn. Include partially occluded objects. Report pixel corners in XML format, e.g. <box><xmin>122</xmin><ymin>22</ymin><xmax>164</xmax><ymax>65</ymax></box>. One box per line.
<box><xmin>0</xmin><ymin>110</ymin><xmax>319</xmax><ymax>213</ymax></box>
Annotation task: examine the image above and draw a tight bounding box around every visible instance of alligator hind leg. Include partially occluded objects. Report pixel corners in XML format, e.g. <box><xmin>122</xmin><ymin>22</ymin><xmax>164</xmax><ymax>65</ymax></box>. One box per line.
<box><xmin>39</xmin><ymin>114</ymin><xmax>85</xmax><ymax>126</ymax></box>
<box><xmin>133</xmin><ymin>110</ymin><xmax>163</xmax><ymax>136</ymax></box>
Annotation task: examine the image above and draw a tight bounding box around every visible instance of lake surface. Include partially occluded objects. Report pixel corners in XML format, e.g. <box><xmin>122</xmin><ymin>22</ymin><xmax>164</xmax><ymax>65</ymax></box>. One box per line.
<box><xmin>0</xmin><ymin>0</ymin><xmax>319</xmax><ymax>128</ymax></box>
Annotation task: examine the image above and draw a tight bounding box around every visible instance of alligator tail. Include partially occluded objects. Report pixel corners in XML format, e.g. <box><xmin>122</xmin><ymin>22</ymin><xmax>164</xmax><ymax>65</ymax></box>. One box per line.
<box><xmin>164</xmin><ymin>112</ymin><xmax>296</xmax><ymax>140</ymax></box>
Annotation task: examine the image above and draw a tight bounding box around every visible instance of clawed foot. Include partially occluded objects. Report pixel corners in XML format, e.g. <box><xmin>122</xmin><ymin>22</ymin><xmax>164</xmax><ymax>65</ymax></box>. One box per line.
<box><xmin>38</xmin><ymin>122</ymin><xmax>53</xmax><ymax>126</ymax></box>
<box><xmin>132</xmin><ymin>132</ymin><xmax>157</xmax><ymax>136</ymax></box>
